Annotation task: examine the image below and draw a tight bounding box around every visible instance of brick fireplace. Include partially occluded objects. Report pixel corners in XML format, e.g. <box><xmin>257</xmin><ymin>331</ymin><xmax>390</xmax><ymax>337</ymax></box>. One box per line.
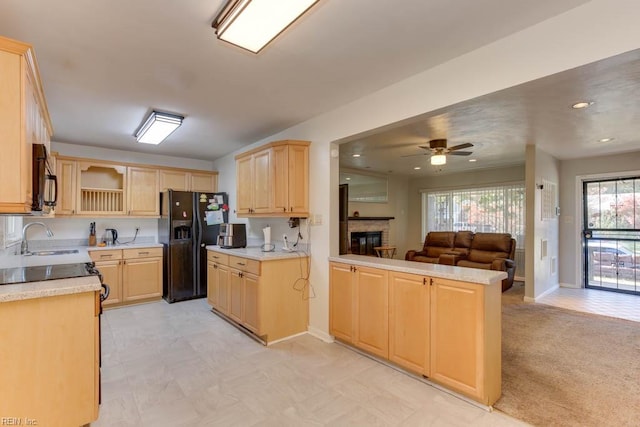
<box><xmin>347</xmin><ymin>216</ymin><xmax>393</xmax><ymax>255</ymax></box>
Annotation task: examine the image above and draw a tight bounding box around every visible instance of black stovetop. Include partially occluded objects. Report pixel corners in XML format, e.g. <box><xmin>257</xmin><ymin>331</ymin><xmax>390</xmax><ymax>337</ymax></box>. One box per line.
<box><xmin>0</xmin><ymin>262</ymin><xmax>101</xmax><ymax>286</ymax></box>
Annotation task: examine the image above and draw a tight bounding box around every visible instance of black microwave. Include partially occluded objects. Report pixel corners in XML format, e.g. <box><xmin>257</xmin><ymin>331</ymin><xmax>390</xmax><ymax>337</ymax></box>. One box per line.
<box><xmin>32</xmin><ymin>144</ymin><xmax>57</xmax><ymax>212</ymax></box>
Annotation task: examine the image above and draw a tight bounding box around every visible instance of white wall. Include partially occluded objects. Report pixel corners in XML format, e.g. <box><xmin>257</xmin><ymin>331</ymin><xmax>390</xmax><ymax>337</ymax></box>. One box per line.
<box><xmin>558</xmin><ymin>151</ymin><xmax>640</xmax><ymax>287</ymax></box>
<box><xmin>218</xmin><ymin>0</ymin><xmax>640</xmax><ymax>339</ymax></box>
<box><xmin>525</xmin><ymin>146</ymin><xmax>560</xmax><ymax>300</ymax></box>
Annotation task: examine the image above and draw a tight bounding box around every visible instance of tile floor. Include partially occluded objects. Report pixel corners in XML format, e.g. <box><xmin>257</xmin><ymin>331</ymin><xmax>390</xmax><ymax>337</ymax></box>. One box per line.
<box><xmin>94</xmin><ymin>299</ymin><xmax>528</xmax><ymax>427</ymax></box>
<box><xmin>538</xmin><ymin>287</ymin><xmax>640</xmax><ymax>323</ymax></box>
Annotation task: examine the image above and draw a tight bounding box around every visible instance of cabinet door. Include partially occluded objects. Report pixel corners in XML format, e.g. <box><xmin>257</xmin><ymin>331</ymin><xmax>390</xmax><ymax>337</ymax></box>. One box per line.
<box><xmin>207</xmin><ymin>261</ymin><xmax>219</xmax><ymax>308</ymax></box>
<box><xmin>243</xmin><ymin>272</ymin><xmax>260</xmax><ymax>333</ymax></box>
<box><xmin>217</xmin><ymin>264</ymin><xmax>230</xmax><ymax>315</ymax></box>
<box><xmin>329</xmin><ymin>262</ymin><xmax>354</xmax><ymax>342</ymax></box>
<box><xmin>271</xmin><ymin>145</ymin><xmax>288</xmax><ymax>214</ymax></box>
<box><xmin>190</xmin><ymin>172</ymin><xmax>217</xmax><ymax>193</ymax></box>
<box><xmin>56</xmin><ymin>159</ymin><xmax>77</xmax><ymax>215</ymax></box>
<box><xmin>389</xmin><ymin>272</ymin><xmax>430</xmax><ymax>375</ymax></box>
<box><xmin>122</xmin><ymin>257</ymin><xmax>163</xmax><ymax>301</ymax></box>
<box><xmin>287</xmin><ymin>144</ymin><xmax>309</xmax><ymax>215</ymax></box>
<box><xmin>354</xmin><ymin>266</ymin><xmax>389</xmax><ymax>358</ymax></box>
<box><xmin>252</xmin><ymin>150</ymin><xmax>272</xmax><ymax>213</ymax></box>
<box><xmin>159</xmin><ymin>169</ymin><xmax>189</xmax><ymax>191</ymax></box>
<box><xmin>236</xmin><ymin>156</ymin><xmax>253</xmax><ymax>215</ymax></box>
<box><xmin>430</xmin><ymin>278</ymin><xmax>484</xmax><ymax>399</ymax></box>
<box><xmin>127</xmin><ymin>166</ymin><xmax>159</xmax><ymax>216</ymax></box>
<box><xmin>95</xmin><ymin>260</ymin><xmax>122</xmax><ymax>307</ymax></box>
<box><xmin>229</xmin><ymin>269</ymin><xmax>243</xmax><ymax>323</ymax></box>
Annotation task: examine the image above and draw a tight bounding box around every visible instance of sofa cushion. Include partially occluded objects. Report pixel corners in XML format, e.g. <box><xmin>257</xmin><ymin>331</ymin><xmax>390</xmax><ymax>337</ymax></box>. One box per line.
<box><xmin>412</xmin><ymin>255</ymin><xmax>439</xmax><ymax>264</ymax></box>
<box><xmin>452</xmin><ymin>230</ymin><xmax>473</xmax><ymax>256</ymax></box>
<box><xmin>423</xmin><ymin>231</ymin><xmax>455</xmax><ymax>250</ymax></box>
<box><xmin>426</xmin><ymin>246</ymin><xmax>454</xmax><ymax>258</ymax></box>
<box><xmin>457</xmin><ymin>260</ymin><xmax>491</xmax><ymax>270</ymax></box>
<box><xmin>467</xmin><ymin>249</ymin><xmax>509</xmax><ymax>264</ymax></box>
<box><xmin>470</xmin><ymin>233</ymin><xmax>512</xmax><ymax>253</ymax></box>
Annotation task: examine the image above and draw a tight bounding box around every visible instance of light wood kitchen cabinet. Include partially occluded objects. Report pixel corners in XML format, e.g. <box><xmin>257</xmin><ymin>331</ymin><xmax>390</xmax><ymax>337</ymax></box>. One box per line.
<box><xmin>329</xmin><ymin>262</ymin><xmax>354</xmax><ymax>342</ymax></box>
<box><xmin>389</xmin><ymin>271</ymin><xmax>430</xmax><ymax>375</ymax></box>
<box><xmin>127</xmin><ymin>166</ymin><xmax>159</xmax><ymax>216</ymax></box>
<box><xmin>159</xmin><ymin>168</ymin><xmax>218</xmax><ymax>193</ymax></box>
<box><xmin>78</xmin><ymin>161</ymin><xmax>127</xmax><ymax>215</ymax></box>
<box><xmin>56</xmin><ymin>158</ymin><xmax>77</xmax><ymax>215</ymax></box>
<box><xmin>235</xmin><ymin>140</ymin><xmax>310</xmax><ymax>217</ymax></box>
<box><xmin>93</xmin><ymin>252</ymin><xmax>123</xmax><ymax>307</ymax></box>
<box><xmin>90</xmin><ymin>246</ymin><xmax>163</xmax><ymax>307</ymax></box>
<box><xmin>207</xmin><ymin>251</ymin><xmax>230</xmax><ymax>314</ymax></box>
<box><xmin>122</xmin><ymin>247</ymin><xmax>163</xmax><ymax>301</ymax></box>
<box><xmin>429</xmin><ymin>277</ymin><xmax>501</xmax><ymax>404</ymax></box>
<box><xmin>0</xmin><ymin>290</ymin><xmax>99</xmax><ymax>425</ymax></box>
<box><xmin>329</xmin><ymin>262</ymin><xmax>388</xmax><ymax>358</ymax></box>
<box><xmin>207</xmin><ymin>249</ymin><xmax>309</xmax><ymax>344</ymax></box>
<box><xmin>190</xmin><ymin>171</ymin><xmax>218</xmax><ymax>193</ymax></box>
<box><xmin>0</xmin><ymin>36</ymin><xmax>52</xmax><ymax>214</ymax></box>
<box><xmin>329</xmin><ymin>261</ymin><xmax>502</xmax><ymax>405</ymax></box>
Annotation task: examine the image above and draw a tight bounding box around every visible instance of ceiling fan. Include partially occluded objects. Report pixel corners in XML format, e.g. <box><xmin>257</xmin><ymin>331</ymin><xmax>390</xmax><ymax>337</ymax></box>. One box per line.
<box><xmin>402</xmin><ymin>139</ymin><xmax>474</xmax><ymax>165</ymax></box>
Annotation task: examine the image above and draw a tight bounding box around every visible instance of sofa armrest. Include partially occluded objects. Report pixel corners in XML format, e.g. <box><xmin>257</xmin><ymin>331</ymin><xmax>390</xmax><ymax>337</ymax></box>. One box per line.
<box><xmin>439</xmin><ymin>253</ymin><xmax>461</xmax><ymax>266</ymax></box>
<box><xmin>405</xmin><ymin>250</ymin><xmax>418</xmax><ymax>261</ymax></box>
<box><xmin>491</xmin><ymin>258</ymin><xmax>510</xmax><ymax>271</ymax></box>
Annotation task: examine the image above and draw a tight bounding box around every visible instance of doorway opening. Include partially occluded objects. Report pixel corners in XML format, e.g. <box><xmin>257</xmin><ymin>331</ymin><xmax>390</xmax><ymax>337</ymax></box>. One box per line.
<box><xmin>583</xmin><ymin>177</ymin><xmax>640</xmax><ymax>295</ymax></box>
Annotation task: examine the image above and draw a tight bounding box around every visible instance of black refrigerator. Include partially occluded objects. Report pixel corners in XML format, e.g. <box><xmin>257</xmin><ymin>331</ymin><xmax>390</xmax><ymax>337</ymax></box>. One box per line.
<box><xmin>158</xmin><ymin>190</ymin><xmax>229</xmax><ymax>303</ymax></box>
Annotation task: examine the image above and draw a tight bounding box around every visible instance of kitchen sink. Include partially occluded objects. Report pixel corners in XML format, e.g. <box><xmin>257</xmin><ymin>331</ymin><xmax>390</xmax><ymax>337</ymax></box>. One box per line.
<box><xmin>27</xmin><ymin>249</ymin><xmax>80</xmax><ymax>256</ymax></box>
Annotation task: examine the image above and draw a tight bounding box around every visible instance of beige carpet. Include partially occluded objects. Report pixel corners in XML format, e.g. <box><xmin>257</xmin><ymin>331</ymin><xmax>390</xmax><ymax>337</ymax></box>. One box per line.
<box><xmin>495</xmin><ymin>282</ymin><xmax>640</xmax><ymax>427</ymax></box>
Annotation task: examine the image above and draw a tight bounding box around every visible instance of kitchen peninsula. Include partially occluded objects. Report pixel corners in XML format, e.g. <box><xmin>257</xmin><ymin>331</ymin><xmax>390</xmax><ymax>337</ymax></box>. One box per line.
<box><xmin>329</xmin><ymin>254</ymin><xmax>505</xmax><ymax>406</ymax></box>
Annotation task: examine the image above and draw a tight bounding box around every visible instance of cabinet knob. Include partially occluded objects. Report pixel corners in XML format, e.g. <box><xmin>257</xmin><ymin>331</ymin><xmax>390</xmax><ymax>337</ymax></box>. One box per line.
<box><xmin>283</xmin><ymin>207</ymin><xmax>286</xmax><ymax>212</ymax></box>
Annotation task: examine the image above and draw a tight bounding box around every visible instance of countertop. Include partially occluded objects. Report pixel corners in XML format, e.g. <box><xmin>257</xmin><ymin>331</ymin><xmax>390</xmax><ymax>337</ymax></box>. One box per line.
<box><xmin>0</xmin><ymin>276</ymin><xmax>102</xmax><ymax>303</ymax></box>
<box><xmin>206</xmin><ymin>245</ymin><xmax>309</xmax><ymax>261</ymax></box>
<box><xmin>329</xmin><ymin>254</ymin><xmax>507</xmax><ymax>285</ymax></box>
<box><xmin>0</xmin><ymin>242</ymin><xmax>163</xmax><ymax>269</ymax></box>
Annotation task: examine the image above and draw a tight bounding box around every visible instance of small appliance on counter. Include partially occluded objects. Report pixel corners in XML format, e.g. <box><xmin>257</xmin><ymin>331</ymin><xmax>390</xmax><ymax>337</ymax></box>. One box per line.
<box><xmin>217</xmin><ymin>223</ymin><xmax>247</xmax><ymax>249</ymax></box>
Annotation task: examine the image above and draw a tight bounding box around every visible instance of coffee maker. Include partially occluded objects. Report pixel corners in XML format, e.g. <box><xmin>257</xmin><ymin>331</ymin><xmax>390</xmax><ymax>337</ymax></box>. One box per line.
<box><xmin>217</xmin><ymin>223</ymin><xmax>247</xmax><ymax>249</ymax></box>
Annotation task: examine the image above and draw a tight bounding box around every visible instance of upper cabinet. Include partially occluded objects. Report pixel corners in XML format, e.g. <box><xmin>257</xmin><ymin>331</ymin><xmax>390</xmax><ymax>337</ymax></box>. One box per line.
<box><xmin>159</xmin><ymin>169</ymin><xmax>218</xmax><ymax>193</ymax></box>
<box><xmin>56</xmin><ymin>157</ymin><xmax>217</xmax><ymax>217</ymax></box>
<box><xmin>235</xmin><ymin>140</ymin><xmax>310</xmax><ymax>218</ymax></box>
<box><xmin>0</xmin><ymin>36</ymin><xmax>53</xmax><ymax>214</ymax></box>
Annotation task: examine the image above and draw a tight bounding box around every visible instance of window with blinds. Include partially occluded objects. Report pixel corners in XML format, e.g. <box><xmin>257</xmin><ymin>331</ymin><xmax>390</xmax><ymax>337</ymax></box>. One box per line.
<box><xmin>422</xmin><ymin>183</ymin><xmax>526</xmax><ymax>277</ymax></box>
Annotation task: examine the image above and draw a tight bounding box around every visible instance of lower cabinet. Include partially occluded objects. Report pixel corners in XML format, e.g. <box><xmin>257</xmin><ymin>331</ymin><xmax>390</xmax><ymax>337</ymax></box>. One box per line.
<box><xmin>329</xmin><ymin>262</ymin><xmax>501</xmax><ymax>406</ymax></box>
<box><xmin>89</xmin><ymin>246</ymin><xmax>163</xmax><ymax>307</ymax></box>
<box><xmin>206</xmin><ymin>250</ymin><xmax>309</xmax><ymax>344</ymax></box>
<box><xmin>0</xmin><ymin>290</ymin><xmax>99</xmax><ymax>426</ymax></box>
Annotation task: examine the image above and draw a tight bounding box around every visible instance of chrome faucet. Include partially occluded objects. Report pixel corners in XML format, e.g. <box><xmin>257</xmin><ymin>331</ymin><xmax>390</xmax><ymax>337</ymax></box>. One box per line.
<box><xmin>21</xmin><ymin>222</ymin><xmax>54</xmax><ymax>255</ymax></box>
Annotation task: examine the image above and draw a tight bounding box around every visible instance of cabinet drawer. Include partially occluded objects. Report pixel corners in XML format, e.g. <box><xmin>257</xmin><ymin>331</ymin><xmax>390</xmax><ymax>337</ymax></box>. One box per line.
<box><xmin>207</xmin><ymin>251</ymin><xmax>229</xmax><ymax>265</ymax></box>
<box><xmin>89</xmin><ymin>249</ymin><xmax>122</xmax><ymax>261</ymax></box>
<box><xmin>122</xmin><ymin>247</ymin><xmax>163</xmax><ymax>259</ymax></box>
<box><xmin>229</xmin><ymin>256</ymin><xmax>260</xmax><ymax>276</ymax></box>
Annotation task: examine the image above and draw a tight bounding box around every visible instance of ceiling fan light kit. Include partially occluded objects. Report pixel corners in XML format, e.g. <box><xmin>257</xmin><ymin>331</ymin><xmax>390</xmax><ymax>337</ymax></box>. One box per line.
<box><xmin>431</xmin><ymin>154</ymin><xmax>446</xmax><ymax>165</ymax></box>
<box><xmin>212</xmin><ymin>0</ymin><xmax>319</xmax><ymax>53</ymax></box>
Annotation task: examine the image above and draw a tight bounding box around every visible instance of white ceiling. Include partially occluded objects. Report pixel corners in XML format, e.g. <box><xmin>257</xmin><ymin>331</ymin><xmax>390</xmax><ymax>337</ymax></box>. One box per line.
<box><xmin>0</xmin><ymin>0</ymin><xmax>597</xmax><ymax>164</ymax></box>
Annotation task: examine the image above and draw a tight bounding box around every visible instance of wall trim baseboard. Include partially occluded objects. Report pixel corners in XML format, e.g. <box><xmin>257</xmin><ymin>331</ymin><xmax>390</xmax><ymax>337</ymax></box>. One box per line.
<box><xmin>266</xmin><ymin>331</ymin><xmax>308</xmax><ymax>346</ymax></box>
<box><xmin>525</xmin><ymin>283</ymin><xmax>559</xmax><ymax>302</ymax></box>
<box><xmin>559</xmin><ymin>282</ymin><xmax>580</xmax><ymax>289</ymax></box>
<box><xmin>307</xmin><ymin>326</ymin><xmax>334</xmax><ymax>343</ymax></box>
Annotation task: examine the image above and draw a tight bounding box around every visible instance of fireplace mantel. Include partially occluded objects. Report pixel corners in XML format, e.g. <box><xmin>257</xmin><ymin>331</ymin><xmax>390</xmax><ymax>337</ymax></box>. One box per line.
<box><xmin>348</xmin><ymin>216</ymin><xmax>395</xmax><ymax>221</ymax></box>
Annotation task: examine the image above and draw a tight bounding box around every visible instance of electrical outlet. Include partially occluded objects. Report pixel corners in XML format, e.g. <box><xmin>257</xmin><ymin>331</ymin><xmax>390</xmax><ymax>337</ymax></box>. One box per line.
<box><xmin>309</xmin><ymin>214</ymin><xmax>322</xmax><ymax>226</ymax></box>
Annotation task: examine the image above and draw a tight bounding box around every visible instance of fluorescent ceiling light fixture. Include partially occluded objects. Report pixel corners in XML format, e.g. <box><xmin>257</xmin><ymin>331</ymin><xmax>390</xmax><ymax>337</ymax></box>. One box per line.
<box><xmin>213</xmin><ymin>0</ymin><xmax>319</xmax><ymax>53</ymax></box>
<box><xmin>431</xmin><ymin>154</ymin><xmax>446</xmax><ymax>165</ymax></box>
<box><xmin>135</xmin><ymin>111</ymin><xmax>183</xmax><ymax>145</ymax></box>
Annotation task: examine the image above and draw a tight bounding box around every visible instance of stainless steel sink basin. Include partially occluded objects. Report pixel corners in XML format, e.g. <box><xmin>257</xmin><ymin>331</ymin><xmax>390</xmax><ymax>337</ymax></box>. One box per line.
<box><xmin>27</xmin><ymin>249</ymin><xmax>79</xmax><ymax>256</ymax></box>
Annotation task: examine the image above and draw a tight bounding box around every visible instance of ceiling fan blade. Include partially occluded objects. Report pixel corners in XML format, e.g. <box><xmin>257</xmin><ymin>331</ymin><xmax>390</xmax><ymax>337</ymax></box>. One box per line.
<box><xmin>449</xmin><ymin>151</ymin><xmax>473</xmax><ymax>156</ymax></box>
<box><xmin>447</xmin><ymin>142</ymin><xmax>474</xmax><ymax>151</ymax></box>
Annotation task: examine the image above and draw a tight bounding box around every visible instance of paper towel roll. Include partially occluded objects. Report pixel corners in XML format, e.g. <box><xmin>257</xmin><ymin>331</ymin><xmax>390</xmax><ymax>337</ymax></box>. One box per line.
<box><xmin>263</xmin><ymin>226</ymin><xmax>271</xmax><ymax>245</ymax></box>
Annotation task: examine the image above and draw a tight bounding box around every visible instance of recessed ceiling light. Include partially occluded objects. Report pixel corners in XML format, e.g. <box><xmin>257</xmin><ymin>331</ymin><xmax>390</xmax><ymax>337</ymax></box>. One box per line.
<box><xmin>598</xmin><ymin>137</ymin><xmax>614</xmax><ymax>143</ymax></box>
<box><xmin>413</xmin><ymin>166</ymin><xmax>421</xmax><ymax>170</ymax></box>
<box><xmin>345</xmin><ymin>177</ymin><xmax>351</xmax><ymax>181</ymax></box>
<box><xmin>352</xmin><ymin>154</ymin><xmax>361</xmax><ymax>158</ymax></box>
<box><xmin>571</xmin><ymin>101</ymin><xmax>594</xmax><ymax>109</ymax></box>
<box><xmin>469</xmin><ymin>159</ymin><xmax>477</xmax><ymax>162</ymax></box>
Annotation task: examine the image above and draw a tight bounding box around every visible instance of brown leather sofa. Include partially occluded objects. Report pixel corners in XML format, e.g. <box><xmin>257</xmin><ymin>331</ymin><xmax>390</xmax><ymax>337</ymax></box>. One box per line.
<box><xmin>405</xmin><ymin>231</ymin><xmax>516</xmax><ymax>291</ymax></box>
